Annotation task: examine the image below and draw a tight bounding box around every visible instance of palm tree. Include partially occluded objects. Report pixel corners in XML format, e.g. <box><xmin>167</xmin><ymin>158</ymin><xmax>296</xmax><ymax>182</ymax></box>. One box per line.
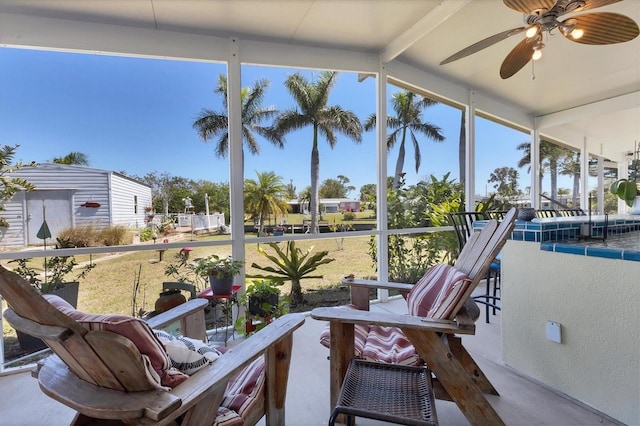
<box><xmin>274</xmin><ymin>71</ymin><xmax>362</xmax><ymax>233</ymax></box>
<box><xmin>52</xmin><ymin>151</ymin><xmax>90</xmax><ymax>166</ymax></box>
<box><xmin>516</xmin><ymin>140</ymin><xmax>568</xmax><ymax>206</ymax></box>
<box><xmin>560</xmin><ymin>151</ymin><xmax>581</xmax><ymax>207</ymax></box>
<box><xmin>193</xmin><ymin>74</ymin><xmax>283</xmax><ymax>160</ymax></box>
<box><xmin>244</xmin><ymin>171</ymin><xmax>289</xmax><ymax>235</ymax></box>
<box><xmin>364</xmin><ymin>90</ymin><xmax>445</xmax><ymax>189</ymax></box>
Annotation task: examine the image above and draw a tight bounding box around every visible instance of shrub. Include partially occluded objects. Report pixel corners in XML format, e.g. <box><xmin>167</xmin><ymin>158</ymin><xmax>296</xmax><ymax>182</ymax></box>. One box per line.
<box><xmin>98</xmin><ymin>225</ymin><xmax>131</xmax><ymax>246</ymax></box>
<box><xmin>342</xmin><ymin>211</ymin><xmax>356</xmax><ymax>221</ymax></box>
<box><xmin>56</xmin><ymin>224</ymin><xmax>99</xmax><ymax>247</ymax></box>
<box><xmin>139</xmin><ymin>227</ymin><xmax>154</xmax><ymax>242</ymax></box>
<box><xmin>56</xmin><ymin>224</ymin><xmax>131</xmax><ymax>247</ymax></box>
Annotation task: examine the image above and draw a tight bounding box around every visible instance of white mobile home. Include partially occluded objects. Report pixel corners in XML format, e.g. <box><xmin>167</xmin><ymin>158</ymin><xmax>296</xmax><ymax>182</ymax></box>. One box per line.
<box><xmin>1</xmin><ymin>164</ymin><xmax>152</xmax><ymax>247</ymax></box>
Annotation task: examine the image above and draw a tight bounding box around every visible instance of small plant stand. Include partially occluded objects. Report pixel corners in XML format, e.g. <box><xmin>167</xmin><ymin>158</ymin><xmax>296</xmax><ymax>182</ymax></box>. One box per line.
<box><xmin>197</xmin><ymin>285</ymin><xmax>240</xmax><ymax>346</ymax></box>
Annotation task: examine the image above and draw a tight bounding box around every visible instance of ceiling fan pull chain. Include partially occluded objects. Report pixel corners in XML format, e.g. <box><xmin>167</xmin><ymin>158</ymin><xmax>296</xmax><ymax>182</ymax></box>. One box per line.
<box><xmin>531</xmin><ymin>60</ymin><xmax>536</xmax><ymax>80</ymax></box>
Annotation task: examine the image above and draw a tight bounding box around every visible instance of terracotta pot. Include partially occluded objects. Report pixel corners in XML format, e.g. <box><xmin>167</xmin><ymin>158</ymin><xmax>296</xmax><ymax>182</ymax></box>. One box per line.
<box><xmin>155</xmin><ymin>289</ymin><xmax>186</xmax><ymax>313</ymax></box>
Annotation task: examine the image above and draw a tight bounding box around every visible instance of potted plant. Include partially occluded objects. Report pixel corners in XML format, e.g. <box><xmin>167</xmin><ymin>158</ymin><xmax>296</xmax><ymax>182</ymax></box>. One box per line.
<box><xmin>610</xmin><ymin>143</ymin><xmax>640</xmax><ymax>213</ymax></box>
<box><xmin>235</xmin><ymin>279</ymin><xmax>288</xmax><ymax>335</ymax></box>
<box><xmin>245</xmin><ymin>279</ymin><xmax>282</xmax><ymax>316</ymax></box>
<box><xmin>193</xmin><ymin>254</ymin><xmax>243</xmax><ymax>294</ymax></box>
<box><xmin>9</xmin><ymin>256</ymin><xmax>95</xmax><ymax>351</ymax></box>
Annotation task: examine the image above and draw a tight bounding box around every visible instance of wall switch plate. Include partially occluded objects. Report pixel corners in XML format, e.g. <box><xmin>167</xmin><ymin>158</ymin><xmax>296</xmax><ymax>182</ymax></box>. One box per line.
<box><xmin>546</xmin><ymin>321</ymin><xmax>562</xmax><ymax>343</ymax></box>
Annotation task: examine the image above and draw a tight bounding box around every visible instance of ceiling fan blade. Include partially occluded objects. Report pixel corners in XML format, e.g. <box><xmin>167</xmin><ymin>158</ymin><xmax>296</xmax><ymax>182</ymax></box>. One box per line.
<box><xmin>500</xmin><ymin>38</ymin><xmax>534</xmax><ymax>79</ymax></box>
<box><xmin>505</xmin><ymin>0</ymin><xmax>623</xmax><ymax>16</ymax></box>
<box><xmin>503</xmin><ymin>0</ymin><xmax>555</xmax><ymax>14</ymax></box>
<box><xmin>571</xmin><ymin>0</ymin><xmax>623</xmax><ymax>12</ymax></box>
<box><xmin>565</xmin><ymin>12</ymin><xmax>639</xmax><ymax>44</ymax></box>
<box><xmin>440</xmin><ymin>27</ymin><xmax>525</xmax><ymax>65</ymax></box>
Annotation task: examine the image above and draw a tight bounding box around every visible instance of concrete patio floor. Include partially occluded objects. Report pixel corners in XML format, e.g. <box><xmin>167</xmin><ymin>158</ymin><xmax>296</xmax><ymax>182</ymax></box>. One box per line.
<box><xmin>0</xmin><ymin>294</ymin><xmax>622</xmax><ymax>425</ymax></box>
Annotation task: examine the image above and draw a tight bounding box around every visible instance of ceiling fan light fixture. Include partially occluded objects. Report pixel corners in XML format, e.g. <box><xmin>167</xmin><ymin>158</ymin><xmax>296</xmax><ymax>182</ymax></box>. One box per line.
<box><xmin>570</xmin><ymin>28</ymin><xmax>584</xmax><ymax>39</ymax></box>
<box><xmin>525</xmin><ymin>24</ymin><xmax>541</xmax><ymax>39</ymax></box>
<box><xmin>560</xmin><ymin>19</ymin><xmax>583</xmax><ymax>39</ymax></box>
<box><xmin>532</xmin><ymin>40</ymin><xmax>544</xmax><ymax>60</ymax></box>
<box><xmin>532</xmin><ymin>48</ymin><xmax>543</xmax><ymax>60</ymax></box>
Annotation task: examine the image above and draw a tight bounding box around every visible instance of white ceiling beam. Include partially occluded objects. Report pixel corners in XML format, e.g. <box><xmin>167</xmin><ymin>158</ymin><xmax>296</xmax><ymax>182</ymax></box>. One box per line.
<box><xmin>536</xmin><ymin>91</ymin><xmax>640</xmax><ymax>130</ymax></box>
<box><xmin>380</xmin><ymin>0</ymin><xmax>471</xmax><ymax>63</ymax></box>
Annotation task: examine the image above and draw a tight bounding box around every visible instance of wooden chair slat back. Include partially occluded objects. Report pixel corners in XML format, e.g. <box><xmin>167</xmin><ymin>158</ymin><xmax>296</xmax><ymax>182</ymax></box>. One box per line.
<box><xmin>0</xmin><ymin>265</ymin><xmax>155</xmax><ymax>391</ymax></box>
<box><xmin>448</xmin><ymin>211</ymin><xmax>488</xmax><ymax>252</ymax></box>
<box><xmin>451</xmin><ymin>208</ymin><xmax>517</xmax><ymax>316</ymax></box>
<box><xmin>454</xmin><ymin>219</ymin><xmax>498</xmax><ymax>277</ymax></box>
<box><xmin>0</xmin><ymin>266</ymin><xmax>87</xmax><ymax>334</ymax></box>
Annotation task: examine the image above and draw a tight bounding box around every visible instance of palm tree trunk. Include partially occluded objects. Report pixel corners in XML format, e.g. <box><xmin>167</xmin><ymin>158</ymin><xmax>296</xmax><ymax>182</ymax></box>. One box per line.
<box><xmin>310</xmin><ymin>128</ymin><xmax>320</xmax><ymax>234</ymax></box>
<box><xmin>392</xmin><ymin>137</ymin><xmax>407</xmax><ymax>189</ymax></box>
<box><xmin>572</xmin><ymin>175</ymin><xmax>580</xmax><ymax>207</ymax></box>
<box><xmin>458</xmin><ymin>111</ymin><xmax>466</xmax><ymax>187</ymax></box>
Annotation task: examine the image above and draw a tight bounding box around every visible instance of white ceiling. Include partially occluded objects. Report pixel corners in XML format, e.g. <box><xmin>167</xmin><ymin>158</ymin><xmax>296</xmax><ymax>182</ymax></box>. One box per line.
<box><xmin>0</xmin><ymin>0</ymin><xmax>638</xmax><ymax>161</ymax></box>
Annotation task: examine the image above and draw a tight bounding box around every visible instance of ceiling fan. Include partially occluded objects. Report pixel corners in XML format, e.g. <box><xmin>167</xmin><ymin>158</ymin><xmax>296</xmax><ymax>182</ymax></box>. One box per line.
<box><xmin>440</xmin><ymin>0</ymin><xmax>639</xmax><ymax>79</ymax></box>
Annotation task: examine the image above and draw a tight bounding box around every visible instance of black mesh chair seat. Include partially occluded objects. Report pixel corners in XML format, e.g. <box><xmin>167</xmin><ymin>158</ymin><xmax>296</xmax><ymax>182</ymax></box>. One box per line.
<box><xmin>329</xmin><ymin>359</ymin><xmax>438</xmax><ymax>426</ymax></box>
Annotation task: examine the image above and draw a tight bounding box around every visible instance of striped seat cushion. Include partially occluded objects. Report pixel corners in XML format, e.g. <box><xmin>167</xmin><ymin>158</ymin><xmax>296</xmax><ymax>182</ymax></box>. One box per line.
<box><xmin>214</xmin><ymin>351</ymin><xmax>265</xmax><ymax>426</ymax></box>
<box><xmin>319</xmin><ymin>264</ymin><xmax>472</xmax><ymax>366</ymax></box>
<box><xmin>319</xmin><ymin>304</ymin><xmax>369</xmax><ymax>359</ymax></box>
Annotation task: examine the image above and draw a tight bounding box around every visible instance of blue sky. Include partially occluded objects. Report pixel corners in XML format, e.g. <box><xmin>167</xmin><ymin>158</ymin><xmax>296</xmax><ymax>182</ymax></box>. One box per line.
<box><xmin>1</xmin><ymin>47</ymin><xmax>562</xmax><ymax>198</ymax></box>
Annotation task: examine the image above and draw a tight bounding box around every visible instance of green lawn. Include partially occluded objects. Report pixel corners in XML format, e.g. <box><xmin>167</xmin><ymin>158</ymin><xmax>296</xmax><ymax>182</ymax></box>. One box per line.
<box><xmin>50</xmin><ymin>234</ymin><xmax>377</xmax><ymax>316</ymax></box>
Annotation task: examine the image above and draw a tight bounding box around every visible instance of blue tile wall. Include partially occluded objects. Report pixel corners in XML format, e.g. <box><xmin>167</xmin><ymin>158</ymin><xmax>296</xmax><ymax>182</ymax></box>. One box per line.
<box><xmin>474</xmin><ymin>215</ymin><xmax>640</xmax><ymax>262</ymax></box>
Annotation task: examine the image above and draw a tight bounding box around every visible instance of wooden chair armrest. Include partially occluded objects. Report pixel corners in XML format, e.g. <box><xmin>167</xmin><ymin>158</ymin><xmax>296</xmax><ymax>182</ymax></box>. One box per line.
<box><xmin>166</xmin><ymin>313</ymin><xmax>305</xmax><ymax>425</ymax></box>
<box><xmin>311</xmin><ymin>307</ymin><xmax>475</xmax><ymax>334</ymax></box>
<box><xmin>146</xmin><ymin>299</ymin><xmax>208</xmax><ymax>341</ymax></box>
<box><xmin>342</xmin><ymin>278</ymin><xmax>414</xmax><ymax>310</ymax></box>
<box><xmin>341</xmin><ymin>278</ymin><xmax>414</xmax><ymax>292</ymax></box>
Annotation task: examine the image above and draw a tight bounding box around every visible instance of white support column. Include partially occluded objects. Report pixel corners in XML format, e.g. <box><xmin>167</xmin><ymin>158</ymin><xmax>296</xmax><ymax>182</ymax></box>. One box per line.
<box><xmin>376</xmin><ymin>62</ymin><xmax>389</xmax><ymax>301</ymax></box>
<box><xmin>580</xmin><ymin>137</ymin><xmax>589</xmax><ymax>212</ymax></box>
<box><xmin>531</xmin><ymin>128</ymin><xmax>540</xmax><ymax>208</ymax></box>
<box><xmin>597</xmin><ymin>156</ymin><xmax>604</xmax><ymax>214</ymax></box>
<box><xmin>227</xmin><ymin>38</ymin><xmax>245</xmax><ymax>283</ymax></box>
<box><xmin>464</xmin><ymin>91</ymin><xmax>475</xmax><ymax>210</ymax></box>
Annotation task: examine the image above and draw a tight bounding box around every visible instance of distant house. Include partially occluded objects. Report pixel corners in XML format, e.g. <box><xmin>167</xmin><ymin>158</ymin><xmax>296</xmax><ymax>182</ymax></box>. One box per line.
<box><xmin>287</xmin><ymin>198</ymin><xmax>361</xmax><ymax>214</ymax></box>
<box><xmin>0</xmin><ymin>164</ymin><xmax>152</xmax><ymax>247</ymax></box>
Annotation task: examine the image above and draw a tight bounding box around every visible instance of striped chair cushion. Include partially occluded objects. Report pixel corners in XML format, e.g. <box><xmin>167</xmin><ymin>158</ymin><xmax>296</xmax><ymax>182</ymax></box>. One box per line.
<box><xmin>319</xmin><ymin>304</ymin><xmax>369</xmax><ymax>359</ymax></box>
<box><xmin>215</xmin><ymin>353</ymin><xmax>265</xmax><ymax>426</ymax></box>
<box><xmin>319</xmin><ymin>264</ymin><xmax>472</xmax><ymax>366</ymax></box>
<box><xmin>45</xmin><ymin>294</ymin><xmax>188</xmax><ymax>389</ymax></box>
<box><xmin>408</xmin><ymin>263</ymin><xmax>472</xmax><ymax>320</ymax></box>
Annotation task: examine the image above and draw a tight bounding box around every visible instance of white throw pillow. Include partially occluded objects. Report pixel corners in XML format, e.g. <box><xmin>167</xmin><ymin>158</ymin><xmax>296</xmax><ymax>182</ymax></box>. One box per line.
<box><xmin>153</xmin><ymin>329</ymin><xmax>221</xmax><ymax>375</ymax></box>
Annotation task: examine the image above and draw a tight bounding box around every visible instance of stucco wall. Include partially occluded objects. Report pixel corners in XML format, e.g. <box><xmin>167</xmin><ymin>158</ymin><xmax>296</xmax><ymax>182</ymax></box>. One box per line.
<box><xmin>501</xmin><ymin>240</ymin><xmax>640</xmax><ymax>425</ymax></box>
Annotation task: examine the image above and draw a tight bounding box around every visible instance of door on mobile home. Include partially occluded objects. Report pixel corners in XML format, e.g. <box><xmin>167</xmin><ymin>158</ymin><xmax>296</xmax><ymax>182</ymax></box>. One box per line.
<box><xmin>26</xmin><ymin>190</ymin><xmax>73</xmax><ymax>246</ymax></box>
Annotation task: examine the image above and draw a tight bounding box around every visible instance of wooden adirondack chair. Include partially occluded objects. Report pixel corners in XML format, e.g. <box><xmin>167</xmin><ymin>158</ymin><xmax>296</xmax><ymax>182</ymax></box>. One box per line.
<box><xmin>312</xmin><ymin>207</ymin><xmax>517</xmax><ymax>425</ymax></box>
<box><xmin>0</xmin><ymin>265</ymin><xmax>304</xmax><ymax>426</ymax></box>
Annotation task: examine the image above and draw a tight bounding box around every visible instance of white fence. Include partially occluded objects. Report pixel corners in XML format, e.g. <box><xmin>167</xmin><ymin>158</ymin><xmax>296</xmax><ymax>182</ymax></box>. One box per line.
<box><xmin>175</xmin><ymin>213</ymin><xmax>226</xmax><ymax>232</ymax></box>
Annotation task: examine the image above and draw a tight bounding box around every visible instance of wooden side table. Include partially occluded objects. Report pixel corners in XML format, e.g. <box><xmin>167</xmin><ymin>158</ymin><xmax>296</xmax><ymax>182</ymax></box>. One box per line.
<box><xmin>197</xmin><ymin>285</ymin><xmax>241</xmax><ymax>346</ymax></box>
